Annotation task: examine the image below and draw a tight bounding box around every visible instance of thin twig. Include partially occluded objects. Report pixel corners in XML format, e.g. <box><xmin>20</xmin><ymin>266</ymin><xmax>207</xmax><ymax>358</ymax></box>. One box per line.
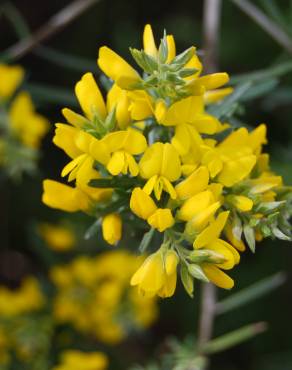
<box><xmin>3</xmin><ymin>0</ymin><xmax>100</xmax><ymax>61</ymax></box>
<box><xmin>231</xmin><ymin>0</ymin><xmax>292</xmax><ymax>55</ymax></box>
<box><xmin>198</xmin><ymin>283</ymin><xmax>217</xmax><ymax>347</ymax></box>
<box><xmin>202</xmin><ymin>0</ymin><xmax>222</xmax><ymax>73</ymax></box>
<box><xmin>198</xmin><ymin>0</ymin><xmax>222</xmax><ymax>349</ymax></box>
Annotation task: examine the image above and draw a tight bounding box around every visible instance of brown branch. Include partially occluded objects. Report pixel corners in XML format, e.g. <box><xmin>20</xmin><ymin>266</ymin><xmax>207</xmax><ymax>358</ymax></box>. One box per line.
<box><xmin>231</xmin><ymin>0</ymin><xmax>292</xmax><ymax>55</ymax></box>
<box><xmin>3</xmin><ymin>0</ymin><xmax>100</xmax><ymax>61</ymax></box>
<box><xmin>198</xmin><ymin>283</ymin><xmax>217</xmax><ymax>347</ymax></box>
<box><xmin>202</xmin><ymin>0</ymin><xmax>222</xmax><ymax>73</ymax></box>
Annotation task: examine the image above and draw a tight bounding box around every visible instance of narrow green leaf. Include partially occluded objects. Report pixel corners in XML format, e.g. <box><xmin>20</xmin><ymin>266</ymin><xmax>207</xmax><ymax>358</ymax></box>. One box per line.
<box><xmin>272</xmin><ymin>227</ymin><xmax>291</xmax><ymax>241</ymax></box>
<box><xmin>216</xmin><ymin>272</ymin><xmax>286</xmax><ymax>315</ymax></box>
<box><xmin>200</xmin><ymin>322</ymin><xmax>267</xmax><ymax>354</ymax></box>
<box><xmin>243</xmin><ymin>223</ymin><xmax>256</xmax><ymax>253</ymax></box>
<box><xmin>188</xmin><ymin>264</ymin><xmax>209</xmax><ymax>282</ymax></box>
<box><xmin>84</xmin><ymin>219</ymin><xmax>100</xmax><ymax>240</ymax></box>
<box><xmin>139</xmin><ymin>228</ymin><xmax>155</xmax><ymax>253</ymax></box>
<box><xmin>171</xmin><ymin>47</ymin><xmax>195</xmax><ymax>69</ymax></box>
<box><xmin>89</xmin><ymin>176</ymin><xmax>144</xmax><ymax>189</ymax></box>
<box><xmin>180</xmin><ymin>263</ymin><xmax>194</xmax><ymax>298</ymax></box>
<box><xmin>208</xmin><ymin>81</ymin><xmax>252</xmax><ymax>119</ymax></box>
<box><xmin>241</xmin><ymin>79</ymin><xmax>279</xmax><ymax>101</ymax></box>
<box><xmin>25</xmin><ymin>83</ymin><xmax>77</xmax><ymax>107</ymax></box>
<box><xmin>230</xmin><ymin>61</ymin><xmax>292</xmax><ymax>84</ymax></box>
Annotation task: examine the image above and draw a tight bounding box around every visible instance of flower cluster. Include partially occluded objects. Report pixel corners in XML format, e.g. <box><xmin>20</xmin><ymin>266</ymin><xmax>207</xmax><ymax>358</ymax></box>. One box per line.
<box><xmin>0</xmin><ymin>277</ymin><xmax>49</xmax><ymax>367</ymax></box>
<box><xmin>0</xmin><ymin>64</ymin><xmax>49</xmax><ymax>178</ymax></box>
<box><xmin>42</xmin><ymin>25</ymin><xmax>292</xmax><ymax>298</ymax></box>
<box><xmin>51</xmin><ymin>251</ymin><xmax>158</xmax><ymax>344</ymax></box>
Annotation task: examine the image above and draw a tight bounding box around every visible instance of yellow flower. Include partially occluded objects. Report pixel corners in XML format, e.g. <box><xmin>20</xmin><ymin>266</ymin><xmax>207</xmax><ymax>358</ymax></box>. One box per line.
<box><xmin>201</xmin><ymin>128</ymin><xmax>257</xmax><ymax>187</ymax></box>
<box><xmin>143</xmin><ymin>24</ymin><xmax>176</xmax><ymax>62</ymax></box>
<box><xmin>98</xmin><ymin>46</ymin><xmax>140</xmax><ymax>89</ymax></box>
<box><xmin>51</xmin><ymin>252</ymin><xmax>158</xmax><ymax>343</ymax></box>
<box><xmin>179</xmin><ymin>190</ymin><xmax>221</xmax><ymax>232</ymax></box>
<box><xmin>38</xmin><ymin>223</ymin><xmax>76</xmax><ymax>251</ymax></box>
<box><xmin>139</xmin><ymin>143</ymin><xmax>181</xmax><ymax>200</ymax></box>
<box><xmin>142</xmin><ymin>24</ymin><xmax>229</xmax><ymax>94</ymax></box>
<box><xmin>107</xmin><ymin>83</ymin><xmax>131</xmax><ymax>128</ymax></box>
<box><xmin>53</xmin><ymin>350</ymin><xmax>108</xmax><ymax>370</ymax></box>
<box><xmin>147</xmin><ymin>208</ymin><xmax>174</xmax><ymax>232</ymax></box>
<box><xmin>175</xmin><ymin>166</ymin><xmax>209</xmax><ymax>200</ymax></box>
<box><xmin>0</xmin><ymin>277</ymin><xmax>45</xmax><ymax>316</ymax></box>
<box><xmin>204</xmin><ymin>87</ymin><xmax>234</xmax><ymax>104</ymax></box>
<box><xmin>9</xmin><ymin>91</ymin><xmax>49</xmax><ymax>149</ymax></box>
<box><xmin>130</xmin><ymin>188</ymin><xmax>174</xmax><ymax>232</ymax></box>
<box><xmin>131</xmin><ymin>249</ymin><xmax>179</xmax><ymax>298</ymax></box>
<box><xmin>60</xmin><ymin>130</ymin><xmax>110</xmax><ymax>182</ymax></box>
<box><xmin>0</xmin><ymin>64</ymin><xmax>24</xmax><ymax>100</ymax></box>
<box><xmin>102</xmin><ymin>213</ymin><xmax>122</xmax><ymax>245</ymax></box>
<box><xmin>193</xmin><ymin>211</ymin><xmax>239</xmax><ymax>289</ymax></box>
<box><xmin>42</xmin><ymin>179</ymin><xmax>90</xmax><ymax>212</ymax></box>
<box><xmin>102</xmin><ymin>127</ymin><xmax>147</xmax><ymax>176</ymax></box>
<box><xmin>226</xmin><ymin>195</ymin><xmax>253</xmax><ymax>212</ymax></box>
<box><xmin>130</xmin><ymin>187</ymin><xmax>157</xmax><ymax>219</ymax></box>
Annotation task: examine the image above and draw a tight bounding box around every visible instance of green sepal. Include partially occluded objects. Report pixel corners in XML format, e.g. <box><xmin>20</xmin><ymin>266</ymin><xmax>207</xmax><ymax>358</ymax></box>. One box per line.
<box><xmin>188</xmin><ymin>264</ymin><xmax>209</xmax><ymax>282</ymax></box>
<box><xmin>180</xmin><ymin>263</ymin><xmax>194</xmax><ymax>298</ymax></box>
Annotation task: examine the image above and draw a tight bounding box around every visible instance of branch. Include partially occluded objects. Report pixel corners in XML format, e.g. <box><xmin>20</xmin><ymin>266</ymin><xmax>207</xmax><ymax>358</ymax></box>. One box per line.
<box><xmin>231</xmin><ymin>0</ymin><xmax>292</xmax><ymax>55</ymax></box>
<box><xmin>202</xmin><ymin>0</ymin><xmax>222</xmax><ymax>73</ymax></box>
<box><xmin>198</xmin><ymin>283</ymin><xmax>217</xmax><ymax>347</ymax></box>
<box><xmin>2</xmin><ymin>0</ymin><xmax>100</xmax><ymax>61</ymax></box>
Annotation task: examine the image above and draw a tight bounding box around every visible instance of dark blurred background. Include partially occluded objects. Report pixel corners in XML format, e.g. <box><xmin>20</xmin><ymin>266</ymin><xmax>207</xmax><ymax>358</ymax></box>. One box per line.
<box><xmin>0</xmin><ymin>1</ymin><xmax>291</xmax><ymax>369</ymax></box>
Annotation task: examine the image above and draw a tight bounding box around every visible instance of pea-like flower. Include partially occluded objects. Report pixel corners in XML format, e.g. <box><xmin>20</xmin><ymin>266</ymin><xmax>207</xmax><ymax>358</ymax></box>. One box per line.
<box><xmin>139</xmin><ymin>143</ymin><xmax>181</xmax><ymax>200</ymax></box>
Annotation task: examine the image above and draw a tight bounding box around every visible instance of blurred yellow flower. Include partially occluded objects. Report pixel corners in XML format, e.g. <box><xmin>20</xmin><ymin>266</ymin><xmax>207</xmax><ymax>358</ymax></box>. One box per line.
<box><xmin>38</xmin><ymin>223</ymin><xmax>76</xmax><ymax>251</ymax></box>
<box><xmin>53</xmin><ymin>350</ymin><xmax>108</xmax><ymax>370</ymax></box>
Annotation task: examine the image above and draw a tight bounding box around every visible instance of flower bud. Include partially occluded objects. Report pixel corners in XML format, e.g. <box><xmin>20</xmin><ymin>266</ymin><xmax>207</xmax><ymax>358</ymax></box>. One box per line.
<box><xmin>102</xmin><ymin>213</ymin><xmax>122</xmax><ymax>245</ymax></box>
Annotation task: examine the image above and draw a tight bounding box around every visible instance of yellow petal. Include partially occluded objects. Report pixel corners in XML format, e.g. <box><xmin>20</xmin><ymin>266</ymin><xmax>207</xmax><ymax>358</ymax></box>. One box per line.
<box><xmin>103</xmin><ymin>128</ymin><xmax>147</xmax><ymax>155</ymax></box>
<box><xmin>164</xmin><ymin>250</ymin><xmax>179</xmax><ymax>275</ymax></box>
<box><xmin>107</xmin><ymin>151</ymin><xmax>125</xmax><ymax>175</ymax></box>
<box><xmin>197</xmin><ymin>72</ymin><xmax>229</xmax><ymax>90</ymax></box>
<box><xmin>175</xmin><ymin>166</ymin><xmax>209</xmax><ymax>200</ymax></box>
<box><xmin>76</xmin><ymin>156</ymin><xmax>112</xmax><ymax>201</ymax></box>
<box><xmin>130</xmin><ymin>252</ymin><xmax>165</xmax><ymax>294</ymax></box>
<box><xmin>188</xmin><ymin>201</ymin><xmax>220</xmax><ymax>231</ymax></box>
<box><xmin>166</xmin><ymin>35</ymin><xmax>176</xmax><ymax>63</ymax></box>
<box><xmin>143</xmin><ymin>24</ymin><xmax>158</xmax><ymax>58</ymax></box>
<box><xmin>107</xmin><ymin>84</ymin><xmax>131</xmax><ymax>128</ymax></box>
<box><xmin>248</xmin><ymin>124</ymin><xmax>267</xmax><ymax>153</ymax></box>
<box><xmin>178</xmin><ymin>190</ymin><xmax>214</xmax><ymax>221</ymax></box>
<box><xmin>202</xmin><ymin>264</ymin><xmax>234</xmax><ymax>289</ymax></box>
<box><xmin>0</xmin><ymin>64</ymin><xmax>24</xmax><ymax>99</ymax></box>
<box><xmin>130</xmin><ymin>187</ymin><xmax>157</xmax><ymax>220</ymax></box>
<box><xmin>207</xmin><ymin>239</ymin><xmax>237</xmax><ymax>270</ymax></box>
<box><xmin>42</xmin><ymin>180</ymin><xmax>90</xmax><ymax>212</ymax></box>
<box><xmin>160</xmin><ymin>143</ymin><xmax>181</xmax><ymax>181</ymax></box>
<box><xmin>98</xmin><ymin>46</ymin><xmax>140</xmax><ymax>88</ymax></box>
<box><xmin>204</xmin><ymin>87</ymin><xmax>233</xmax><ymax>104</ymax></box>
<box><xmin>218</xmin><ymin>155</ymin><xmax>256</xmax><ymax>187</ymax></box>
<box><xmin>62</xmin><ymin>108</ymin><xmax>88</xmax><ymax>128</ymax></box>
<box><xmin>161</xmin><ymin>96</ymin><xmax>203</xmax><ymax>126</ymax></box>
<box><xmin>53</xmin><ymin>124</ymin><xmax>82</xmax><ymax>159</ymax></box>
<box><xmin>158</xmin><ymin>272</ymin><xmax>177</xmax><ymax>298</ymax></box>
<box><xmin>102</xmin><ymin>213</ymin><xmax>122</xmax><ymax>245</ymax></box>
<box><xmin>227</xmin><ymin>195</ymin><xmax>253</xmax><ymax>212</ymax></box>
<box><xmin>147</xmin><ymin>208</ymin><xmax>174</xmax><ymax>232</ymax></box>
<box><xmin>75</xmin><ymin>72</ymin><xmax>106</xmax><ymax>120</ymax></box>
<box><xmin>194</xmin><ymin>211</ymin><xmax>230</xmax><ymax>249</ymax></box>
